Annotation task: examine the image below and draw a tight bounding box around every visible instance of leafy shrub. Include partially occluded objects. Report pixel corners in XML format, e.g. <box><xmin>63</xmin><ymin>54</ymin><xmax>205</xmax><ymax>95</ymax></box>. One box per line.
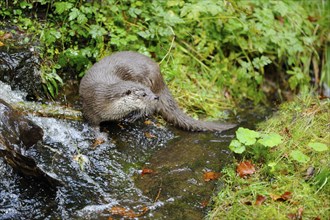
<box><xmin>0</xmin><ymin>0</ymin><xmax>328</xmax><ymax>115</ymax></box>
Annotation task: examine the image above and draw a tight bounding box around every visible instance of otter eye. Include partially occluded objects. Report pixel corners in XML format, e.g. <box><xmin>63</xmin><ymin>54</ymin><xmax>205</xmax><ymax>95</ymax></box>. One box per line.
<box><xmin>142</xmin><ymin>93</ymin><xmax>147</xmax><ymax>97</ymax></box>
<box><xmin>125</xmin><ymin>90</ymin><xmax>131</xmax><ymax>95</ymax></box>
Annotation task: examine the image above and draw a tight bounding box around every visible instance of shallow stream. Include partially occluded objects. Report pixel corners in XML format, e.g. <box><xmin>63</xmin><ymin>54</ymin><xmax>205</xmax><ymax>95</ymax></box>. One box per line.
<box><xmin>0</xmin><ymin>81</ymin><xmax>269</xmax><ymax>219</ymax></box>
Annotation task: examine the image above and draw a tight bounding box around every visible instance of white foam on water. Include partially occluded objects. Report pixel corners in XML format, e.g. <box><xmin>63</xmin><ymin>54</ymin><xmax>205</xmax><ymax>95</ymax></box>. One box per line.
<box><xmin>0</xmin><ymin>81</ymin><xmax>26</xmax><ymax>103</ymax></box>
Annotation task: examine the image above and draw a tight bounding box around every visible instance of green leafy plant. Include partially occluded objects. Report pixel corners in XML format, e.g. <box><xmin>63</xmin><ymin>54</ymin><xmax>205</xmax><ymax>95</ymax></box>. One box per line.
<box><xmin>229</xmin><ymin>127</ymin><xmax>283</xmax><ymax>160</ymax></box>
<box><xmin>290</xmin><ymin>150</ymin><xmax>310</xmax><ymax>164</ymax></box>
<box><xmin>308</xmin><ymin>142</ymin><xmax>328</xmax><ymax>152</ymax></box>
<box><xmin>41</xmin><ymin>64</ymin><xmax>63</xmax><ymax>98</ymax></box>
<box><xmin>289</xmin><ymin>142</ymin><xmax>328</xmax><ymax>164</ymax></box>
<box><xmin>229</xmin><ymin>127</ymin><xmax>329</xmax><ymax>165</ymax></box>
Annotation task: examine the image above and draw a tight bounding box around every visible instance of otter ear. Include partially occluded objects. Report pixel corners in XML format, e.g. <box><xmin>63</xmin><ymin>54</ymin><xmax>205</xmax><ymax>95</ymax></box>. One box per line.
<box><xmin>125</xmin><ymin>90</ymin><xmax>131</xmax><ymax>95</ymax></box>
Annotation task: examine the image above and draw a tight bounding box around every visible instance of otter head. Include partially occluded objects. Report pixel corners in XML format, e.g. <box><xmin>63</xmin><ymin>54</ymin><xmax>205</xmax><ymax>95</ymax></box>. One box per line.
<box><xmin>100</xmin><ymin>81</ymin><xmax>159</xmax><ymax>121</ymax></box>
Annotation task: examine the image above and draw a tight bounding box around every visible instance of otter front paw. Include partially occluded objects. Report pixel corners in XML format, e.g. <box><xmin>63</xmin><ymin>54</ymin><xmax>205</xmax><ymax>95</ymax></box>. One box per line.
<box><xmin>123</xmin><ymin>111</ymin><xmax>145</xmax><ymax>122</ymax></box>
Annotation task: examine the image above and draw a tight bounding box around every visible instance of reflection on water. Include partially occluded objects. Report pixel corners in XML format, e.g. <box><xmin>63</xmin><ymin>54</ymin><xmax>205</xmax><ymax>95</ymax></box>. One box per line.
<box><xmin>134</xmin><ymin>129</ymin><xmax>235</xmax><ymax>220</ymax></box>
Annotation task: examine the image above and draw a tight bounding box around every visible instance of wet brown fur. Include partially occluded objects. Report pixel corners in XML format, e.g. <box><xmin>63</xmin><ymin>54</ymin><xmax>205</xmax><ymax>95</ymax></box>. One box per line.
<box><xmin>79</xmin><ymin>51</ymin><xmax>235</xmax><ymax>132</ymax></box>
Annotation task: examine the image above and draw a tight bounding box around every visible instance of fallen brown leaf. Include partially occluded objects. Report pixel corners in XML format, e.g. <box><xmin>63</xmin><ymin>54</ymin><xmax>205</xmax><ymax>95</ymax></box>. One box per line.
<box><xmin>287</xmin><ymin>213</ymin><xmax>296</xmax><ymax>220</ymax></box>
<box><xmin>140</xmin><ymin>206</ymin><xmax>149</xmax><ymax>214</ymax></box>
<box><xmin>236</xmin><ymin>161</ymin><xmax>256</xmax><ymax>178</ymax></box>
<box><xmin>319</xmin><ymin>94</ymin><xmax>328</xmax><ymax>100</ymax></box>
<box><xmin>0</xmin><ymin>32</ymin><xmax>13</xmax><ymax>40</ymax></box>
<box><xmin>308</xmin><ymin>15</ymin><xmax>318</xmax><ymax>22</ymax></box>
<box><xmin>270</xmin><ymin>191</ymin><xmax>292</xmax><ymax>202</ymax></box>
<box><xmin>200</xmin><ymin>200</ymin><xmax>209</xmax><ymax>208</ymax></box>
<box><xmin>255</xmin><ymin>194</ymin><xmax>267</xmax><ymax>206</ymax></box>
<box><xmin>302</xmin><ymin>104</ymin><xmax>321</xmax><ymax>116</ymax></box>
<box><xmin>110</xmin><ymin>206</ymin><xmax>126</xmax><ymax>215</ymax></box>
<box><xmin>269</xmin><ymin>193</ymin><xmax>282</xmax><ymax>201</ymax></box>
<box><xmin>283</xmin><ymin>127</ymin><xmax>292</xmax><ymax>138</ymax></box>
<box><xmin>203</xmin><ymin>171</ymin><xmax>221</xmax><ymax>182</ymax></box>
<box><xmin>281</xmin><ymin>191</ymin><xmax>292</xmax><ymax>201</ymax></box>
<box><xmin>287</xmin><ymin>207</ymin><xmax>303</xmax><ymax>220</ymax></box>
<box><xmin>297</xmin><ymin>207</ymin><xmax>304</xmax><ymax>219</ymax></box>
<box><xmin>276</xmin><ymin>15</ymin><xmax>284</xmax><ymax>25</ymax></box>
<box><xmin>110</xmin><ymin>206</ymin><xmax>149</xmax><ymax>218</ymax></box>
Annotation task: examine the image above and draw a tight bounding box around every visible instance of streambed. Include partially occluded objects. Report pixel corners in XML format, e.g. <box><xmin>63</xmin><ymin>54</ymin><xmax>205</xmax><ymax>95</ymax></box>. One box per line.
<box><xmin>0</xmin><ymin>80</ymin><xmax>268</xmax><ymax>219</ymax></box>
<box><xmin>0</xmin><ymin>29</ymin><xmax>273</xmax><ymax>219</ymax></box>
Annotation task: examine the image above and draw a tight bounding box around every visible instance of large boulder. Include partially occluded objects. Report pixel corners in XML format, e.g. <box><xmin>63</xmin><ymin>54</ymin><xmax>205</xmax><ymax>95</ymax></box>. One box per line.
<box><xmin>0</xmin><ymin>98</ymin><xmax>61</xmax><ymax>186</ymax></box>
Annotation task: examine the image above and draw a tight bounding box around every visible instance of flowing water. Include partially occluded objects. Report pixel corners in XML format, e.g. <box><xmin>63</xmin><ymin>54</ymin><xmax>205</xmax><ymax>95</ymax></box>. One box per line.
<box><xmin>0</xmin><ymin>81</ymin><xmax>269</xmax><ymax>219</ymax></box>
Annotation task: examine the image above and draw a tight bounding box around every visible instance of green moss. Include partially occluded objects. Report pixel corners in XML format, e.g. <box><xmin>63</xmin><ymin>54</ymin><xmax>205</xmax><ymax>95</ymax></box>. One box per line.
<box><xmin>208</xmin><ymin>95</ymin><xmax>330</xmax><ymax>219</ymax></box>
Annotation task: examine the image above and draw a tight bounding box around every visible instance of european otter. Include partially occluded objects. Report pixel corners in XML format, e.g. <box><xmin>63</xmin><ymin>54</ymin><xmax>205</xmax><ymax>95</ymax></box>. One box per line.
<box><xmin>79</xmin><ymin>51</ymin><xmax>235</xmax><ymax>132</ymax></box>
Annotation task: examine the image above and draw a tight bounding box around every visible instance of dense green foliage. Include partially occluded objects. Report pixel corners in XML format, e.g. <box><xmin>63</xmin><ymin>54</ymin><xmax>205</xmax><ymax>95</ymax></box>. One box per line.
<box><xmin>0</xmin><ymin>0</ymin><xmax>328</xmax><ymax>116</ymax></box>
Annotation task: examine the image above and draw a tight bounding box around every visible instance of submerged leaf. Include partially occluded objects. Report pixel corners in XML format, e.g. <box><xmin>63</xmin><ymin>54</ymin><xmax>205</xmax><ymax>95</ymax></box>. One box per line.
<box><xmin>110</xmin><ymin>206</ymin><xmax>149</xmax><ymax>218</ymax></box>
<box><xmin>141</xmin><ymin>168</ymin><xmax>154</xmax><ymax>176</ymax></box>
<box><xmin>110</xmin><ymin>206</ymin><xmax>135</xmax><ymax>218</ymax></box>
<box><xmin>110</xmin><ymin>206</ymin><xmax>126</xmax><ymax>215</ymax></box>
<box><xmin>92</xmin><ymin>138</ymin><xmax>105</xmax><ymax>148</ymax></box>
<box><xmin>203</xmin><ymin>171</ymin><xmax>221</xmax><ymax>182</ymax></box>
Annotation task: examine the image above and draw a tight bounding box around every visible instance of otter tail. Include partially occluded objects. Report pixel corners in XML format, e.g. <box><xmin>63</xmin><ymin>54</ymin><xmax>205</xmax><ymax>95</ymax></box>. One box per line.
<box><xmin>156</xmin><ymin>88</ymin><xmax>236</xmax><ymax>132</ymax></box>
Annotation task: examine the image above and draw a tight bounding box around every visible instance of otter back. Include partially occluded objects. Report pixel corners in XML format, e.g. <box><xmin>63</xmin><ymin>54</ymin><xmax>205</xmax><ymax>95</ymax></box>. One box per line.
<box><xmin>79</xmin><ymin>51</ymin><xmax>235</xmax><ymax>132</ymax></box>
